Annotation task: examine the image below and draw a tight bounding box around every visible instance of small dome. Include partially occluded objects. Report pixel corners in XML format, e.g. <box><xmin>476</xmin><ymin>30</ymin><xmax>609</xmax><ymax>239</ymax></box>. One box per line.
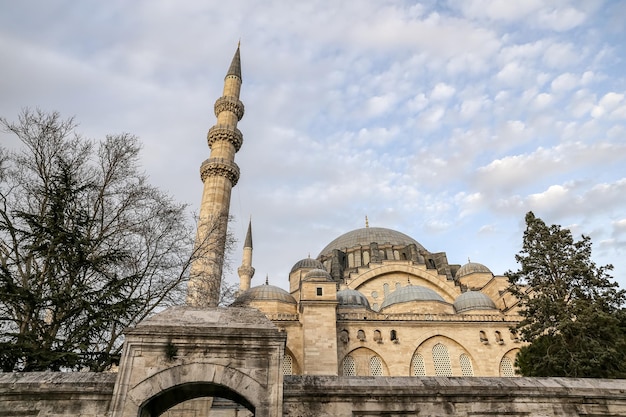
<box><xmin>319</xmin><ymin>227</ymin><xmax>426</xmax><ymax>258</ymax></box>
<box><xmin>455</xmin><ymin>262</ymin><xmax>492</xmax><ymax>279</ymax></box>
<box><xmin>304</xmin><ymin>268</ymin><xmax>332</xmax><ymax>281</ymax></box>
<box><xmin>453</xmin><ymin>291</ymin><xmax>497</xmax><ymax>313</ymax></box>
<box><xmin>232</xmin><ymin>284</ymin><xmax>296</xmax><ymax>306</ymax></box>
<box><xmin>380</xmin><ymin>285</ymin><xmax>445</xmax><ymax>310</ymax></box>
<box><xmin>290</xmin><ymin>257</ymin><xmax>325</xmax><ymax>273</ymax></box>
<box><xmin>337</xmin><ymin>289</ymin><xmax>370</xmax><ymax>308</ymax></box>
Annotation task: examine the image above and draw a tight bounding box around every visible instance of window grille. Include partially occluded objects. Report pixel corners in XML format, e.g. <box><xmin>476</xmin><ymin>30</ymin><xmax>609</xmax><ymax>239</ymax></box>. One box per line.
<box><xmin>459</xmin><ymin>353</ymin><xmax>473</xmax><ymax>376</ymax></box>
<box><xmin>343</xmin><ymin>355</ymin><xmax>356</xmax><ymax>376</ymax></box>
<box><xmin>432</xmin><ymin>343</ymin><xmax>452</xmax><ymax>376</ymax></box>
<box><xmin>369</xmin><ymin>356</ymin><xmax>383</xmax><ymax>376</ymax></box>
<box><xmin>411</xmin><ymin>353</ymin><xmax>426</xmax><ymax>376</ymax></box>
<box><xmin>282</xmin><ymin>354</ymin><xmax>293</xmax><ymax>375</ymax></box>
<box><xmin>500</xmin><ymin>356</ymin><xmax>515</xmax><ymax>377</ymax></box>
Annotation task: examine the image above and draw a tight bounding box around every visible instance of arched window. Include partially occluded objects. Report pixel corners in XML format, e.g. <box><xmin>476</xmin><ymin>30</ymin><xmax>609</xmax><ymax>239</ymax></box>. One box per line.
<box><xmin>357</xmin><ymin>329</ymin><xmax>366</xmax><ymax>341</ymax></box>
<box><xmin>479</xmin><ymin>330</ymin><xmax>488</xmax><ymax>344</ymax></box>
<box><xmin>282</xmin><ymin>354</ymin><xmax>293</xmax><ymax>375</ymax></box>
<box><xmin>373</xmin><ymin>330</ymin><xmax>382</xmax><ymax>342</ymax></box>
<box><xmin>495</xmin><ymin>331</ymin><xmax>503</xmax><ymax>344</ymax></box>
<box><xmin>432</xmin><ymin>343</ymin><xmax>452</xmax><ymax>376</ymax></box>
<box><xmin>390</xmin><ymin>330</ymin><xmax>398</xmax><ymax>341</ymax></box>
<box><xmin>340</xmin><ymin>329</ymin><xmax>349</xmax><ymax>344</ymax></box>
<box><xmin>459</xmin><ymin>353</ymin><xmax>473</xmax><ymax>376</ymax></box>
<box><xmin>411</xmin><ymin>353</ymin><xmax>426</xmax><ymax>376</ymax></box>
<box><xmin>369</xmin><ymin>356</ymin><xmax>383</xmax><ymax>376</ymax></box>
<box><xmin>343</xmin><ymin>355</ymin><xmax>356</xmax><ymax>376</ymax></box>
<box><xmin>500</xmin><ymin>356</ymin><xmax>515</xmax><ymax>377</ymax></box>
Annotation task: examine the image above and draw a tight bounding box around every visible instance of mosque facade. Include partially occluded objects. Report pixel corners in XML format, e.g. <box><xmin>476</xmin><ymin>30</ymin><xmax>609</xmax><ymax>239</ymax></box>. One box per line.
<box><xmin>219</xmin><ymin>48</ymin><xmax>524</xmax><ymax>378</ymax></box>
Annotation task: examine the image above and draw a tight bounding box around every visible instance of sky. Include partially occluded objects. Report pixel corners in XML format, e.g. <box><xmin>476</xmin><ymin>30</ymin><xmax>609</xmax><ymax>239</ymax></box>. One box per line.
<box><xmin>1</xmin><ymin>1</ymin><xmax>626</xmax><ymax>292</ymax></box>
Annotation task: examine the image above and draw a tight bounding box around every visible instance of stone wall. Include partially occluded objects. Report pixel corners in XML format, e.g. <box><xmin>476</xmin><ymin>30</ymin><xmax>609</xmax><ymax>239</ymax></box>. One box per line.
<box><xmin>2</xmin><ymin>372</ymin><xmax>626</xmax><ymax>416</ymax></box>
<box><xmin>283</xmin><ymin>375</ymin><xmax>626</xmax><ymax>417</ymax></box>
<box><xmin>0</xmin><ymin>372</ymin><xmax>115</xmax><ymax>417</ymax></box>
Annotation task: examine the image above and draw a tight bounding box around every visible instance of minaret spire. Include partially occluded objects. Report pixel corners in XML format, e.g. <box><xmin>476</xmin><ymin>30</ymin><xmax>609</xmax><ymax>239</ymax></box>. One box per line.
<box><xmin>187</xmin><ymin>44</ymin><xmax>245</xmax><ymax>307</ymax></box>
<box><xmin>238</xmin><ymin>219</ymin><xmax>255</xmax><ymax>292</ymax></box>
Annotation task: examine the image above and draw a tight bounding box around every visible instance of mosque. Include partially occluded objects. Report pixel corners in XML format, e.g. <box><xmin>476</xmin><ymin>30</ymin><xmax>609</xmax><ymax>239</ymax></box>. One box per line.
<box><xmin>4</xmin><ymin>44</ymin><xmax>626</xmax><ymax>417</ymax></box>
<box><xmin>192</xmin><ymin>45</ymin><xmax>525</xmax><ymax>379</ymax></box>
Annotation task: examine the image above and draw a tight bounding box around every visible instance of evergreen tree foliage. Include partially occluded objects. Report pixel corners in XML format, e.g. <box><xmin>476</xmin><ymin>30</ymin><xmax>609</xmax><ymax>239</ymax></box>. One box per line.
<box><xmin>507</xmin><ymin>211</ymin><xmax>626</xmax><ymax>378</ymax></box>
<box><xmin>0</xmin><ymin>109</ymin><xmax>222</xmax><ymax>372</ymax></box>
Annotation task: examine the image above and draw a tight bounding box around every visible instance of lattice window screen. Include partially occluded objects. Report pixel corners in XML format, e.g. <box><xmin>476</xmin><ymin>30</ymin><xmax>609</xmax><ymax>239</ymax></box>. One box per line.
<box><xmin>432</xmin><ymin>343</ymin><xmax>453</xmax><ymax>376</ymax></box>
<box><xmin>282</xmin><ymin>354</ymin><xmax>293</xmax><ymax>375</ymax></box>
<box><xmin>411</xmin><ymin>353</ymin><xmax>426</xmax><ymax>376</ymax></box>
<box><xmin>369</xmin><ymin>356</ymin><xmax>383</xmax><ymax>376</ymax></box>
<box><xmin>459</xmin><ymin>353</ymin><xmax>474</xmax><ymax>376</ymax></box>
<box><xmin>500</xmin><ymin>356</ymin><xmax>515</xmax><ymax>377</ymax></box>
<box><xmin>343</xmin><ymin>355</ymin><xmax>356</xmax><ymax>376</ymax></box>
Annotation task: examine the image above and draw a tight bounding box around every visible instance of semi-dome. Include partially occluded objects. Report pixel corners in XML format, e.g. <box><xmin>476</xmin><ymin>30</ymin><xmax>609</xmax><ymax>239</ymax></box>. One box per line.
<box><xmin>337</xmin><ymin>289</ymin><xmax>370</xmax><ymax>308</ymax></box>
<box><xmin>319</xmin><ymin>227</ymin><xmax>426</xmax><ymax>257</ymax></box>
<box><xmin>304</xmin><ymin>268</ymin><xmax>333</xmax><ymax>281</ymax></box>
<box><xmin>453</xmin><ymin>291</ymin><xmax>497</xmax><ymax>313</ymax></box>
<box><xmin>232</xmin><ymin>284</ymin><xmax>297</xmax><ymax>306</ymax></box>
<box><xmin>455</xmin><ymin>262</ymin><xmax>492</xmax><ymax>279</ymax></box>
<box><xmin>290</xmin><ymin>257</ymin><xmax>325</xmax><ymax>273</ymax></box>
<box><xmin>380</xmin><ymin>285</ymin><xmax>445</xmax><ymax>310</ymax></box>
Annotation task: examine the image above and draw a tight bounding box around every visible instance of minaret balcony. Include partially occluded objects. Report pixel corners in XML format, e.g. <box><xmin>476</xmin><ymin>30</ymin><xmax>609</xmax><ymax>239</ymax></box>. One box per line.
<box><xmin>214</xmin><ymin>96</ymin><xmax>245</xmax><ymax>121</ymax></box>
<box><xmin>200</xmin><ymin>157</ymin><xmax>240</xmax><ymax>185</ymax></box>
<box><xmin>207</xmin><ymin>125</ymin><xmax>243</xmax><ymax>151</ymax></box>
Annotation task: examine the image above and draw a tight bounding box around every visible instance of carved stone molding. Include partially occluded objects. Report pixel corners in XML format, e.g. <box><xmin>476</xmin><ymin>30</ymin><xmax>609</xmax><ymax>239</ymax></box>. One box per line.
<box><xmin>214</xmin><ymin>96</ymin><xmax>245</xmax><ymax>121</ymax></box>
<box><xmin>200</xmin><ymin>157</ymin><xmax>240</xmax><ymax>185</ymax></box>
<box><xmin>207</xmin><ymin>125</ymin><xmax>244</xmax><ymax>152</ymax></box>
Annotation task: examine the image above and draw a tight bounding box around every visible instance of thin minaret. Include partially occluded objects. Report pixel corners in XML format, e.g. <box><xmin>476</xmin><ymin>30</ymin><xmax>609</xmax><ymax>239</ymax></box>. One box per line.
<box><xmin>187</xmin><ymin>44</ymin><xmax>245</xmax><ymax>307</ymax></box>
<box><xmin>237</xmin><ymin>219</ymin><xmax>255</xmax><ymax>292</ymax></box>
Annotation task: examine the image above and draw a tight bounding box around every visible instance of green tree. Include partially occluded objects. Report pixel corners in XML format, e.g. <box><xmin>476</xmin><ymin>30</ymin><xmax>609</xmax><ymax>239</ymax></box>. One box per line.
<box><xmin>507</xmin><ymin>211</ymin><xmax>626</xmax><ymax>378</ymax></box>
<box><xmin>0</xmin><ymin>109</ymin><xmax>225</xmax><ymax>372</ymax></box>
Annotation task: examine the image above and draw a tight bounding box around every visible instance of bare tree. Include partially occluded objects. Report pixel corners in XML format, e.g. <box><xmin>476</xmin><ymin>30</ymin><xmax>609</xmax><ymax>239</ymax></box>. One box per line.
<box><xmin>0</xmin><ymin>109</ymin><xmax>230</xmax><ymax>372</ymax></box>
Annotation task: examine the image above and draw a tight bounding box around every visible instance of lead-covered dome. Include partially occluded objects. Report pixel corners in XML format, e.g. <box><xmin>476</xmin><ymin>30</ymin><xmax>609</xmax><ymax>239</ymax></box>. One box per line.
<box><xmin>380</xmin><ymin>285</ymin><xmax>445</xmax><ymax>309</ymax></box>
<box><xmin>304</xmin><ymin>268</ymin><xmax>333</xmax><ymax>281</ymax></box>
<box><xmin>455</xmin><ymin>262</ymin><xmax>492</xmax><ymax>279</ymax></box>
<box><xmin>319</xmin><ymin>227</ymin><xmax>426</xmax><ymax>257</ymax></box>
<box><xmin>337</xmin><ymin>289</ymin><xmax>370</xmax><ymax>308</ymax></box>
<box><xmin>232</xmin><ymin>284</ymin><xmax>297</xmax><ymax>306</ymax></box>
<box><xmin>290</xmin><ymin>257</ymin><xmax>325</xmax><ymax>273</ymax></box>
<box><xmin>453</xmin><ymin>291</ymin><xmax>497</xmax><ymax>313</ymax></box>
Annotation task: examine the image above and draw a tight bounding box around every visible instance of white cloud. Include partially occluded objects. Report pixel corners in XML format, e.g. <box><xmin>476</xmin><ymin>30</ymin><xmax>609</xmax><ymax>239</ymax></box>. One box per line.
<box><xmin>430</xmin><ymin>83</ymin><xmax>456</xmax><ymax>101</ymax></box>
<box><xmin>551</xmin><ymin>73</ymin><xmax>578</xmax><ymax>92</ymax></box>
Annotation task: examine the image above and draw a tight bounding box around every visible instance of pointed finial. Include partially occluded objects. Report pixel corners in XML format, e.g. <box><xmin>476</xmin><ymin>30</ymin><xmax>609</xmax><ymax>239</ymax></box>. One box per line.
<box><xmin>308</xmin><ymin>253</ymin><xmax>311</xmax><ymax>258</ymax></box>
<box><xmin>365</xmin><ymin>216</ymin><xmax>369</xmax><ymax>228</ymax></box>
<box><xmin>226</xmin><ymin>43</ymin><xmax>242</xmax><ymax>80</ymax></box>
<box><xmin>265</xmin><ymin>274</ymin><xmax>269</xmax><ymax>285</ymax></box>
<box><xmin>238</xmin><ymin>38</ymin><xmax>241</xmax><ymax>48</ymax></box>
<box><xmin>468</xmin><ymin>257</ymin><xmax>471</xmax><ymax>263</ymax></box>
<box><xmin>244</xmin><ymin>218</ymin><xmax>253</xmax><ymax>249</ymax></box>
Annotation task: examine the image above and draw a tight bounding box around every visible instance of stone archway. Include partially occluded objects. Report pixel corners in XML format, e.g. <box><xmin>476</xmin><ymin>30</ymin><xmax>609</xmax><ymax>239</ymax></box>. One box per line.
<box><xmin>130</xmin><ymin>363</ymin><xmax>261</xmax><ymax>416</ymax></box>
<box><xmin>139</xmin><ymin>381</ymin><xmax>255</xmax><ymax>417</ymax></box>
<box><xmin>109</xmin><ymin>307</ymin><xmax>286</xmax><ymax>417</ymax></box>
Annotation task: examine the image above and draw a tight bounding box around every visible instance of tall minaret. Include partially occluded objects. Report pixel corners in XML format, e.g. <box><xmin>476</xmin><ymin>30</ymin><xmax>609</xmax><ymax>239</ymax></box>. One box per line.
<box><xmin>237</xmin><ymin>219</ymin><xmax>255</xmax><ymax>292</ymax></box>
<box><xmin>187</xmin><ymin>44</ymin><xmax>244</xmax><ymax>307</ymax></box>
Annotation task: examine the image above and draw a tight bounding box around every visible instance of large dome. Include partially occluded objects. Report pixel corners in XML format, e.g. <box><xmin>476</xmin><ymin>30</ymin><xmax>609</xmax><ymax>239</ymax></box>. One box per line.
<box><xmin>232</xmin><ymin>284</ymin><xmax>297</xmax><ymax>306</ymax></box>
<box><xmin>453</xmin><ymin>291</ymin><xmax>497</xmax><ymax>313</ymax></box>
<box><xmin>290</xmin><ymin>257</ymin><xmax>325</xmax><ymax>273</ymax></box>
<box><xmin>319</xmin><ymin>227</ymin><xmax>426</xmax><ymax>257</ymax></box>
<box><xmin>455</xmin><ymin>262</ymin><xmax>492</xmax><ymax>279</ymax></box>
<box><xmin>337</xmin><ymin>289</ymin><xmax>370</xmax><ymax>308</ymax></box>
<box><xmin>380</xmin><ymin>285</ymin><xmax>445</xmax><ymax>310</ymax></box>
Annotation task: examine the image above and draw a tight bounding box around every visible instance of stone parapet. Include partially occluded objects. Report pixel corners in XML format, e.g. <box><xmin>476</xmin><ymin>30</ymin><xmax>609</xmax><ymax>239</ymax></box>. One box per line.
<box><xmin>283</xmin><ymin>375</ymin><xmax>626</xmax><ymax>417</ymax></box>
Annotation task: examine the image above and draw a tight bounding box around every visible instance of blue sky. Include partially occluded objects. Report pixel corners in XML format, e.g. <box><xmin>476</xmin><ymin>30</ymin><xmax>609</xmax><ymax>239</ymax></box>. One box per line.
<box><xmin>1</xmin><ymin>1</ymin><xmax>626</xmax><ymax>291</ymax></box>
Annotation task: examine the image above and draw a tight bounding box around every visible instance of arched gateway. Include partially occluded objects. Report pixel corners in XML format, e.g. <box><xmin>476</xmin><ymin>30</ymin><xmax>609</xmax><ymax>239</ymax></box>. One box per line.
<box><xmin>109</xmin><ymin>307</ymin><xmax>286</xmax><ymax>417</ymax></box>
